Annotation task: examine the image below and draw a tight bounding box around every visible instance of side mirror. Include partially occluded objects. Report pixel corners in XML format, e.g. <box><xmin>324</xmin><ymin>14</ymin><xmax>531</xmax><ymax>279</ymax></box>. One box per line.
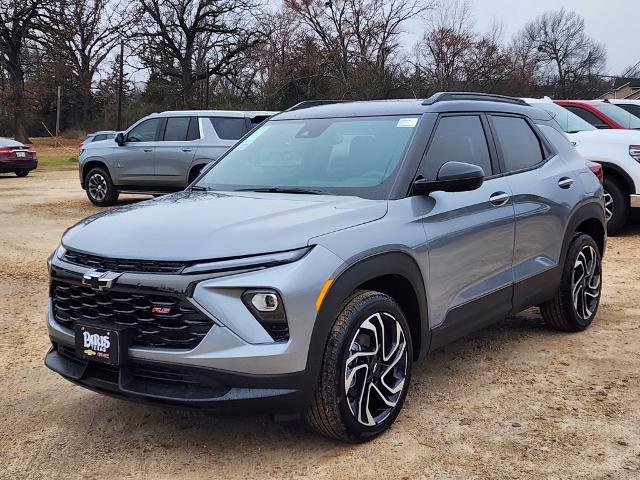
<box><xmin>412</xmin><ymin>161</ymin><xmax>485</xmax><ymax>195</ymax></box>
<box><xmin>115</xmin><ymin>132</ymin><xmax>125</xmax><ymax>146</ymax></box>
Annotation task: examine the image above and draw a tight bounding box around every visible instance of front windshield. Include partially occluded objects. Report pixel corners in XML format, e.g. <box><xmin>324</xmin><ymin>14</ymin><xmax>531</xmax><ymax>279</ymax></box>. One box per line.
<box><xmin>529</xmin><ymin>102</ymin><xmax>595</xmax><ymax>133</ymax></box>
<box><xmin>196</xmin><ymin>115</ymin><xmax>419</xmax><ymax>199</ymax></box>
<box><xmin>593</xmin><ymin>103</ymin><xmax>640</xmax><ymax>129</ymax></box>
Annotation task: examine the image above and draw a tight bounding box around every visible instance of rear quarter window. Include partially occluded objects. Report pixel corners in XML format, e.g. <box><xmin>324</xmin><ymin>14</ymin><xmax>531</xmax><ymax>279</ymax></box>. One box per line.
<box><xmin>208</xmin><ymin>117</ymin><xmax>247</xmax><ymax>140</ymax></box>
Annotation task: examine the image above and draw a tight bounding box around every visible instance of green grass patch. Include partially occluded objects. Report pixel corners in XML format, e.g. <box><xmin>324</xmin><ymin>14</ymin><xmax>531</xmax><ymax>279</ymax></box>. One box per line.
<box><xmin>38</xmin><ymin>155</ymin><xmax>79</xmax><ymax>170</ymax></box>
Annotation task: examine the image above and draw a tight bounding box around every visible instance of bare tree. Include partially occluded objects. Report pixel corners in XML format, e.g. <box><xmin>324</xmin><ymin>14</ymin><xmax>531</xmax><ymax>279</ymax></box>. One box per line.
<box><xmin>0</xmin><ymin>0</ymin><xmax>42</xmax><ymax>142</ymax></box>
<box><xmin>522</xmin><ymin>8</ymin><xmax>606</xmax><ymax>98</ymax></box>
<box><xmin>285</xmin><ymin>0</ymin><xmax>431</xmax><ymax>95</ymax></box>
<box><xmin>137</xmin><ymin>0</ymin><xmax>269</xmax><ymax>108</ymax></box>
<box><xmin>414</xmin><ymin>0</ymin><xmax>474</xmax><ymax>91</ymax></box>
<box><xmin>43</xmin><ymin>0</ymin><xmax>132</xmax><ymax>123</ymax></box>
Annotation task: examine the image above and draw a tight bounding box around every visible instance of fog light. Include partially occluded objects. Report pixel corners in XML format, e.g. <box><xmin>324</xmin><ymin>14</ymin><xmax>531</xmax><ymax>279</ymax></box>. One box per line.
<box><xmin>250</xmin><ymin>292</ymin><xmax>279</xmax><ymax>312</ymax></box>
<box><xmin>242</xmin><ymin>289</ymin><xmax>289</xmax><ymax>342</ymax></box>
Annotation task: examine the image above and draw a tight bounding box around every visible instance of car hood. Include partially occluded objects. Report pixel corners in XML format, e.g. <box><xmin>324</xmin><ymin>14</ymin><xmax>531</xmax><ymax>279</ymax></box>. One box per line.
<box><xmin>62</xmin><ymin>191</ymin><xmax>387</xmax><ymax>261</ymax></box>
<box><xmin>568</xmin><ymin>129</ymin><xmax>640</xmax><ymax>145</ymax></box>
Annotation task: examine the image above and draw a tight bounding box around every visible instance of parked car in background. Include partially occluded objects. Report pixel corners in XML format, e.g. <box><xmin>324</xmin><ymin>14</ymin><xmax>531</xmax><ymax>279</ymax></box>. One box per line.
<box><xmin>526</xmin><ymin>97</ymin><xmax>640</xmax><ymax>233</ymax></box>
<box><xmin>608</xmin><ymin>99</ymin><xmax>640</xmax><ymax>120</ymax></box>
<box><xmin>555</xmin><ymin>99</ymin><xmax>640</xmax><ymax>130</ymax></box>
<box><xmin>0</xmin><ymin>138</ymin><xmax>37</xmax><ymax>177</ymax></box>
<box><xmin>46</xmin><ymin>93</ymin><xmax>606</xmax><ymax>441</ymax></box>
<box><xmin>78</xmin><ymin>110</ymin><xmax>276</xmax><ymax>206</ymax></box>
<box><xmin>79</xmin><ymin>131</ymin><xmax>116</xmax><ymax>156</ymax></box>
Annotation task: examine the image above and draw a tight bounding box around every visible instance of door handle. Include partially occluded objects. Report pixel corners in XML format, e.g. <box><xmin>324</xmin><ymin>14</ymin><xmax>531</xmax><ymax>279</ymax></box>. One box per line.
<box><xmin>143</xmin><ymin>148</ymin><xmax>153</xmax><ymax>153</ymax></box>
<box><xmin>181</xmin><ymin>148</ymin><xmax>193</xmax><ymax>152</ymax></box>
<box><xmin>489</xmin><ymin>192</ymin><xmax>510</xmax><ymax>206</ymax></box>
<box><xmin>558</xmin><ymin>177</ymin><xmax>574</xmax><ymax>189</ymax></box>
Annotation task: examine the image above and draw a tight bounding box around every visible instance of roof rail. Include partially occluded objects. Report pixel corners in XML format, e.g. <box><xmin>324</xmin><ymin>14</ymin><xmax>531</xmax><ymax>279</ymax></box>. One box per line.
<box><xmin>286</xmin><ymin>100</ymin><xmax>349</xmax><ymax>111</ymax></box>
<box><xmin>422</xmin><ymin>92</ymin><xmax>528</xmax><ymax>106</ymax></box>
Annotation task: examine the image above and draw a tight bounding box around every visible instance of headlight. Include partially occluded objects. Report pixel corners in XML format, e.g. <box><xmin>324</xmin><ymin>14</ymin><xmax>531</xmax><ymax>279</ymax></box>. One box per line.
<box><xmin>181</xmin><ymin>247</ymin><xmax>312</xmax><ymax>275</ymax></box>
<box><xmin>630</xmin><ymin>145</ymin><xmax>640</xmax><ymax>162</ymax></box>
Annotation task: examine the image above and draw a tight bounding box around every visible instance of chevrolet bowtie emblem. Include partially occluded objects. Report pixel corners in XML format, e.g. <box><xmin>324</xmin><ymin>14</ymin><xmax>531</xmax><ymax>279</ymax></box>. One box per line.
<box><xmin>82</xmin><ymin>270</ymin><xmax>122</xmax><ymax>291</ymax></box>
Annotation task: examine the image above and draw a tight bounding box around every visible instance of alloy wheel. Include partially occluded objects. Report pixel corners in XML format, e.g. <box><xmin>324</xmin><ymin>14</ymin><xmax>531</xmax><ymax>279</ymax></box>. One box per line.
<box><xmin>344</xmin><ymin>312</ymin><xmax>408</xmax><ymax>427</ymax></box>
<box><xmin>88</xmin><ymin>173</ymin><xmax>108</xmax><ymax>202</ymax></box>
<box><xmin>571</xmin><ymin>245</ymin><xmax>601</xmax><ymax>321</ymax></box>
<box><xmin>603</xmin><ymin>189</ymin><xmax>613</xmax><ymax>222</ymax></box>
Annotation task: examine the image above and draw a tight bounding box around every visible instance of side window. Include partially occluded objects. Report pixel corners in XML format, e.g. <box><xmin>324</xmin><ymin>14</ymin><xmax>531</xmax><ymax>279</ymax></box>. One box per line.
<box><xmin>492</xmin><ymin>116</ymin><xmax>544</xmax><ymax>172</ymax></box>
<box><xmin>208</xmin><ymin>117</ymin><xmax>247</xmax><ymax>140</ymax></box>
<box><xmin>93</xmin><ymin>134</ymin><xmax>106</xmax><ymax>142</ymax></box>
<box><xmin>420</xmin><ymin>115</ymin><xmax>492</xmax><ymax>179</ymax></box>
<box><xmin>187</xmin><ymin>117</ymin><xmax>200</xmax><ymax>140</ymax></box>
<box><xmin>163</xmin><ymin>117</ymin><xmax>191</xmax><ymax>141</ymax></box>
<box><xmin>127</xmin><ymin>118</ymin><xmax>161</xmax><ymax>142</ymax></box>
<box><xmin>564</xmin><ymin>106</ymin><xmax>605</xmax><ymax>127</ymax></box>
<box><xmin>106</xmin><ymin>134</ymin><xmax>115</xmax><ymax>140</ymax></box>
<box><xmin>618</xmin><ymin>104</ymin><xmax>640</xmax><ymax>119</ymax></box>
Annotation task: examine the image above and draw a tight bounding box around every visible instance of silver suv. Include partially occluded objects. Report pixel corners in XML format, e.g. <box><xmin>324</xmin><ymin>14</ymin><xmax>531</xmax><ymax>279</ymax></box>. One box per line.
<box><xmin>46</xmin><ymin>93</ymin><xmax>606</xmax><ymax>442</ymax></box>
<box><xmin>79</xmin><ymin>110</ymin><xmax>276</xmax><ymax>205</ymax></box>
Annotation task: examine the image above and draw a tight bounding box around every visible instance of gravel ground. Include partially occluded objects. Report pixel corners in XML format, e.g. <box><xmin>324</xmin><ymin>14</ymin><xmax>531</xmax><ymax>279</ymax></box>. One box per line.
<box><xmin>1</xmin><ymin>170</ymin><xmax>639</xmax><ymax>480</ymax></box>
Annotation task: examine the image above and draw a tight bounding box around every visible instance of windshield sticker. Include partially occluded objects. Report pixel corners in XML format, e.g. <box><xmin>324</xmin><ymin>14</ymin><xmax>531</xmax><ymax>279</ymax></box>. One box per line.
<box><xmin>235</xmin><ymin>125</ymin><xmax>272</xmax><ymax>150</ymax></box>
<box><xmin>396</xmin><ymin>118</ymin><xmax>418</xmax><ymax>128</ymax></box>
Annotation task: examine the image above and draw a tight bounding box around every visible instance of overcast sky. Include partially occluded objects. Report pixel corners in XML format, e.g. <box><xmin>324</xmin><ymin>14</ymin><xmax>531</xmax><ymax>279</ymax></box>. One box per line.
<box><xmin>401</xmin><ymin>0</ymin><xmax>637</xmax><ymax>75</ymax></box>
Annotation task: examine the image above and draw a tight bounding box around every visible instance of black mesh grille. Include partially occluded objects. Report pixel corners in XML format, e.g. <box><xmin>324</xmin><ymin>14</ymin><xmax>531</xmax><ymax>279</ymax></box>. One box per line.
<box><xmin>63</xmin><ymin>249</ymin><xmax>187</xmax><ymax>274</ymax></box>
<box><xmin>51</xmin><ymin>280</ymin><xmax>213</xmax><ymax>349</ymax></box>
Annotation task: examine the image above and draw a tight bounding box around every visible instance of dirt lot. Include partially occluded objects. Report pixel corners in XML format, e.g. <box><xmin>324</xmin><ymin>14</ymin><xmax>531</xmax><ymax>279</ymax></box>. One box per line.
<box><xmin>1</xmin><ymin>169</ymin><xmax>639</xmax><ymax>479</ymax></box>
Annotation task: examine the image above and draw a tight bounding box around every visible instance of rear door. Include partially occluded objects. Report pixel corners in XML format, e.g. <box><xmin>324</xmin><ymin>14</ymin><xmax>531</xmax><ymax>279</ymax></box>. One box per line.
<box><xmin>154</xmin><ymin>116</ymin><xmax>200</xmax><ymax>186</ymax></box>
<box><xmin>111</xmin><ymin>118</ymin><xmax>161</xmax><ymax>185</ymax></box>
<box><xmin>418</xmin><ymin>114</ymin><xmax>515</xmax><ymax>335</ymax></box>
<box><xmin>488</xmin><ymin>114</ymin><xmax>580</xmax><ymax>311</ymax></box>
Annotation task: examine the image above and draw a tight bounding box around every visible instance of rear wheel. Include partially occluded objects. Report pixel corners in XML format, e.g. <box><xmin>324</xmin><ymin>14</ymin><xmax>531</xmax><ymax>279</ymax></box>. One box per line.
<box><xmin>85</xmin><ymin>167</ymin><xmax>119</xmax><ymax>206</ymax></box>
<box><xmin>540</xmin><ymin>234</ymin><xmax>602</xmax><ymax>332</ymax></box>
<box><xmin>305</xmin><ymin>291</ymin><xmax>412</xmax><ymax>442</ymax></box>
<box><xmin>603</xmin><ymin>177</ymin><xmax>627</xmax><ymax>234</ymax></box>
<box><xmin>14</xmin><ymin>169</ymin><xmax>29</xmax><ymax>177</ymax></box>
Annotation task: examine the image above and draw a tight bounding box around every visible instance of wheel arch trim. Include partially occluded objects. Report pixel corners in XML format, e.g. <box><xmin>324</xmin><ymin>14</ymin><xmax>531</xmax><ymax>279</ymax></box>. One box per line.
<box><xmin>306</xmin><ymin>249</ymin><xmax>430</xmax><ymax>382</ymax></box>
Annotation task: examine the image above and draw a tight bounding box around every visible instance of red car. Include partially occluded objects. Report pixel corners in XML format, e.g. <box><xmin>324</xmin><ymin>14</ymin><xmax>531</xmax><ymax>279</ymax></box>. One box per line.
<box><xmin>554</xmin><ymin>99</ymin><xmax>640</xmax><ymax>130</ymax></box>
<box><xmin>0</xmin><ymin>138</ymin><xmax>37</xmax><ymax>177</ymax></box>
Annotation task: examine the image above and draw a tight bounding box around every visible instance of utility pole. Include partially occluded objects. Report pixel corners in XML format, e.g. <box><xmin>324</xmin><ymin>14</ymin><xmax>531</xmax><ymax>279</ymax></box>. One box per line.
<box><xmin>55</xmin><ymin>86</ymin><xmax>61</xmax><ymax>145</ymax></box>
<box><xmin>116</xmin><ymin>40</ymin><xmax>124</xmax><ymax>130</ymax></box>
<box><xmin>205</xmin><ymin>62</ymin><xmax>210</xmax><ymax>109</ymax></box>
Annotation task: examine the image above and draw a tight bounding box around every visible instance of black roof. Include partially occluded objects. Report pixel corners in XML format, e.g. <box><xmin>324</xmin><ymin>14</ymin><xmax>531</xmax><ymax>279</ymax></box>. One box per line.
<box><xmin>610</xmin><ymin>77</ymin><xmax>640</xmax><ymax>90</ymax></box>
<box><xmin>275</xmin><ymin>92</ymin><xmax>552</xmax><ymax>122</ymax></box>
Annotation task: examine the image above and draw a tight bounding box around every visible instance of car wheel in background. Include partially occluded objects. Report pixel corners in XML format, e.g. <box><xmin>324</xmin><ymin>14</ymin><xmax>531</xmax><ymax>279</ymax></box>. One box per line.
<box><xmin>305</xmin><ymin>290</ymin><xmax>412</xmax><ymax>442</ymax></box>
<box><xmin>14</xmin><ymin>169</ymin><xmax>29</xmax><ymax>177</ymax></box>
<box><xmin>540</xmin><ymin>234</ymin><xmax>602</xmax><ymax>332</ymax></box>
<box><xmin>603</xmin><ymin>178</ymin><xmax>627</xmax><ymax>234</ymax></box>
<box><xmin>85</xmin><ymin>166</ymin><xmax>119</xmax><ymax>206</ymax></box>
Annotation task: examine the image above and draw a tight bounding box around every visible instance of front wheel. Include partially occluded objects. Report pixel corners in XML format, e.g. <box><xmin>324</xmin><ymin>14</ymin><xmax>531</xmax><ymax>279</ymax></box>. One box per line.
<box><xmin>85</xmin><ymin>167</ymin><xmax>119</xmax><ymax>206</ymax></box>
<box><xmin>540</xmin><ymin>234</ymin><xmax>602</xmax><ymax>332</ymax></box>
<box><xmin>305</xmin><ymin>291</ymin><xmax>412</xmax><ymax>442</ymax></box>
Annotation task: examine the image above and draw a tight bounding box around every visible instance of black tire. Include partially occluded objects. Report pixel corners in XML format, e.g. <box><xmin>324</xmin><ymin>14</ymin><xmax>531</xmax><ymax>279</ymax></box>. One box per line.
<box><xmin>14</xmin><ymin>169</ymin><xmax>29</xmax><ymax>177</ymax></box>
<box><xmin>305</xmin><ymin>290</ymin><xmax>412</xmax><ymax>442</ymax></box>
<box><xmin>85</xmin><ymin>166</ymin><xmax>119</xmax><ymax>206</ymax></box>
<box><xmin>603</xmin><ymin>177</ymin><xmax>628</xmax><ymax>235</ymax></box>
<box><xmin>540</xmin><ymin>234</ymin><xmax>602</xmax><ymax>332</ymax></box>
<box><xmin>188</xmin><ymin>165</ymin><xmax>204</xmax><ymax>184</ymax></box>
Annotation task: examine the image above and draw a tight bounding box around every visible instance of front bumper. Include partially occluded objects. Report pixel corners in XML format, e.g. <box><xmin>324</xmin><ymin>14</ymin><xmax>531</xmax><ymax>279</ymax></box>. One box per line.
<box><xmin>0</xmin><ymin>158</ymin><xmax>37</xmax><ymax>172</ymax></box>
<box><xmin>46</xmin><ymin>245</ymin><xmax>345</xmax><ymax>410</ymax></box>
<box><xmin>45</xmin><ymin>343</ymin><xmax>310</xmax><ymax>412</ymax></box>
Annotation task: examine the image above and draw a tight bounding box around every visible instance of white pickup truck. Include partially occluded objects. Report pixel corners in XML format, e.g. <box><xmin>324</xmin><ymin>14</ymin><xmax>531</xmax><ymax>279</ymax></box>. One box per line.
<box><xmin>524</xmin><ymin>97</ymin><xmax>640</xmax><ymax>233</ymax></box>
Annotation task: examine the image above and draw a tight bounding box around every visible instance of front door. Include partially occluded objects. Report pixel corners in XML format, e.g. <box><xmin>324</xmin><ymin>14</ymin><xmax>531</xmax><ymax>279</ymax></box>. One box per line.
<box><xmin>111</xmin><ymin>118</ymin><xmax>161</xmax><ymax>185</ymax></box>
<box><xmin>416</xmin><ymin>114</ymin><xmax>515</xmax><ymax>341</ymax></box>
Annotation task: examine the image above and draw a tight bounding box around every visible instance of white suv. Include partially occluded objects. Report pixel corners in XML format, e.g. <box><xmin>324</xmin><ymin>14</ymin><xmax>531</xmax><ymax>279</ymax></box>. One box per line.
<box><xmin>524</xmin><ymin>97</ymin><xmax>640</xmax><ymax>233</ymax></box>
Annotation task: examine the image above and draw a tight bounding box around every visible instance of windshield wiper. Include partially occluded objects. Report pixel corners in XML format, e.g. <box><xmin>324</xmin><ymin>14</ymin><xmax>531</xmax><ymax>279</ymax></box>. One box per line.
<box><xmin>189</xmin><ymin>185</ymin><xmax>212</xmax><ymax>191</ymax></box>
<box><xmin>234</xmin><ymin>187</ymin><xmax>322</xmax><ymax>195</ymax></box>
